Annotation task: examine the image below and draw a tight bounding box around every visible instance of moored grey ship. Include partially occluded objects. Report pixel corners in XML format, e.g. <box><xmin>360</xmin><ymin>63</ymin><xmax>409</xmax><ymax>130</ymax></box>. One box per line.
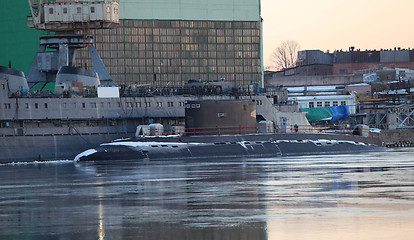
<box><xmin>0</xmin><ymin>0</ymin><xmax>384</xmax><ymax>163</ymax></box>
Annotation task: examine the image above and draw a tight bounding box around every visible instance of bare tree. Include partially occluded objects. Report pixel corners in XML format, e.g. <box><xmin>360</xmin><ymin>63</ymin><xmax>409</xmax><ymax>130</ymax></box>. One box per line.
<box><xmin>270</xmin><ymin>40</ymin><xmax>301</xmax><ymax>71</ymax></box>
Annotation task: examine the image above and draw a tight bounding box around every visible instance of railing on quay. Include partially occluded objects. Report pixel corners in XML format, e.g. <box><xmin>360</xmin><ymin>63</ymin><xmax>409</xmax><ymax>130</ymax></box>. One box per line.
<box><xmin>160</xmin><ymin>124</ymin><xmax>367</xmax><ymax>137</ymax></box>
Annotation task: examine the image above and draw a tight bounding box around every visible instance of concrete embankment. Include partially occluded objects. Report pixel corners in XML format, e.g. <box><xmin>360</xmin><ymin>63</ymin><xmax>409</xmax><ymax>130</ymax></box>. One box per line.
<box><xmin>372</xmin><ymin>129</ymin><xmax>414</xmax><ymax>148</ymax></box>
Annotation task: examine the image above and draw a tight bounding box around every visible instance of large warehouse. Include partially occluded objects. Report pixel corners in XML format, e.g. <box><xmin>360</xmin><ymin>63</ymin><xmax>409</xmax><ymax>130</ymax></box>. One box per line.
<box><xmin>0</xmin><ymin>0</ymin><xmax>263</xmax><ymax>87</ymax></box>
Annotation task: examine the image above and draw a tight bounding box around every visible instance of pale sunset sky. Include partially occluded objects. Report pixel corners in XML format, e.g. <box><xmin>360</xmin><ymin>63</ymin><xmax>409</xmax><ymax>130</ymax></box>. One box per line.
<box><xmin>261</xmin><ymin>0</ymin><xmax>414</xmax><ymax>67</ymax></box>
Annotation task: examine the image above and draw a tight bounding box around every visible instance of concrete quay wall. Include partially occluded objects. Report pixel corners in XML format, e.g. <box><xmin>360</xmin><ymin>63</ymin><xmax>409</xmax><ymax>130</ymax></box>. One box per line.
<box><xmin>373</xmin><ymin>129</ymin><xmax>414</xmax><ymax>147</ymax></box>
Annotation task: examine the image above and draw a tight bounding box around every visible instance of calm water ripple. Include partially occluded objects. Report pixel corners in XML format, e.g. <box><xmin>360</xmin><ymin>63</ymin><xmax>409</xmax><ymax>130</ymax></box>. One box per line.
<box><xmin>0</xmin><ymin>149</ymin><xmax>414</xmax><ymax>239</ymax></box>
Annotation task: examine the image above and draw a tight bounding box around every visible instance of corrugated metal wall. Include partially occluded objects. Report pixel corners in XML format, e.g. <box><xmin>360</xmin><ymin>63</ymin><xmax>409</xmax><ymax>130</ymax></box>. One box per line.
<box><xmin>298</xmin><ymin>50</ymin><xmax>333</xmax><ymax>65</ymax></box>
<box><xmin>380</xmin><ymin>50</ymin><xmax>410</xmax><ymax>63</ymax></box>
<box><xmin>0</xmin><ymin>1</ymin><xmax>44</xmax><ymax>73</ymax></box>
<box><xmin>334</xmin><ymin>49</ymin><xmax>414</xmax><ymax>64</ymax></box>
<box><xmin>334</xmin><ymin>51</ymin><xmax>380</xmax><ymax>64</ymax></box>
<box><xmin>119</xmin><ymin>0</ymin><xmax>260</xmax><ymax>21</ymax></box>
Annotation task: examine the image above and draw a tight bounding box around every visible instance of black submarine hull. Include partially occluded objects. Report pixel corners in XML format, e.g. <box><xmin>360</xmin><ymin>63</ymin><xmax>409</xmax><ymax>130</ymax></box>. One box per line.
<box><xmin>75</xmin><ymin>133</ymin><xmax>385</xmax><ymax>161</ymax></box>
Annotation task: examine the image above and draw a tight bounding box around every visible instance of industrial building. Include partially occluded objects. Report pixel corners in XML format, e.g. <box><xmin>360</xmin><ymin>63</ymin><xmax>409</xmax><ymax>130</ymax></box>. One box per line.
<box><xmin>0</xmin><ymin>0</ymin><xmax>263</xmax><ymax>88</ymax></box>
<box><xmin>276</xmin><ymin>47</ymin><xmax>414</xmax><ymax>77</ymax></box>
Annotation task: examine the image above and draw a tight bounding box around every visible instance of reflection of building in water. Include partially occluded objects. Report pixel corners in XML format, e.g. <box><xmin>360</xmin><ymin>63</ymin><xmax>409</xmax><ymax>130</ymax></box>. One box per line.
<box><xmin>121</xmin><ymin>222</ymin><xmax>266</xmax><ymax>239</ymax></box>
<box><xmin>91</xmin><ymin>163</ymin><xmax>267</xmax><ymax>239</ymax></box>
<box><xmin>97</xmin><ymin>179</ymin><xmax>105</xmax><ymax>240</ymax></box>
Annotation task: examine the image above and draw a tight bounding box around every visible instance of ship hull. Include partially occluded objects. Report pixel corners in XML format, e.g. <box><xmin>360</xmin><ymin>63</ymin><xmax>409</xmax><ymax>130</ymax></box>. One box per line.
<box><xmin>75</xmin><ymin>133</ymin><xmax>385</xmax><ymax>162</ymax></box>
<box><xmin>0</xmin><ymin>133</ymin><xmax>133</xmax><ymax>163</ymax></box>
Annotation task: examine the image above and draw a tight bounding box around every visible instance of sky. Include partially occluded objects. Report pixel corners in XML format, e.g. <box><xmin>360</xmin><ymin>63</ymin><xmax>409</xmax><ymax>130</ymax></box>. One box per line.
<box><xmin>261</xmin><ymin>0</ymin><xmax>414</xmax><ymax>67</ymax></box>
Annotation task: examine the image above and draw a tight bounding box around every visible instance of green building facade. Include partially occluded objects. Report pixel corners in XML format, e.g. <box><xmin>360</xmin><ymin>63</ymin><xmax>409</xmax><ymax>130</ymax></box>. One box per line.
<box><xmin>1</xmin><ymin>0</ymin><xmax>262</xmax><ymax>87</ymax></box>
<box><xmin>0</xmin><ymin>1</ymin><xmax>45</xmax><ymax>73</ymax></box>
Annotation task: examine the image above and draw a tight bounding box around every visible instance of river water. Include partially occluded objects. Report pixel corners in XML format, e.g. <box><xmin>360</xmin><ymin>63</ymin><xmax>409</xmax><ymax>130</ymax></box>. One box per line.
<box><xmin>1</xmin><ymin>149</ymin><xmax>414</xmax><ymax>240</ymax></box>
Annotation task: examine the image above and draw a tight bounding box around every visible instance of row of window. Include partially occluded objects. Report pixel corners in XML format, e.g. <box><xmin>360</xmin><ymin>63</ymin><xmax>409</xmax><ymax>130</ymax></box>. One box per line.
<box><xmin>308</xmin><ymin>101</ymin><xmax>347</xmax><ymax>108</ymax></box>
<box><xmin>76</xmin><ymin>19</ymin><xmax>261</xmax><ymax>87</ymax></box>
<box><xmin>49</xmin><ymin>6</ymin><xmax>114</xmax><ymax>15</ymax></box>
<box><xmin>120</xmin><ymin>20</ymin><xmax>260</xmax><ymax>29</ymax></box>
<box><xmin>1</xmin><ymin>101</ymin><xmax>186</xmax><ymax>110</ymax></box>
<box><xmin>4</xmin><ymin>103</ymin><xmax>49</xmax><ymax>109</ymax></box>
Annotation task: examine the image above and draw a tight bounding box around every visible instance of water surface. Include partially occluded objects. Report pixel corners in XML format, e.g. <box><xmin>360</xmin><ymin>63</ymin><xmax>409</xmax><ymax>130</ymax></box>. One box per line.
<box><xmin>1</xmin><ymin>149</ymin><xmax>413</xmax><ymax>239</ymax></box>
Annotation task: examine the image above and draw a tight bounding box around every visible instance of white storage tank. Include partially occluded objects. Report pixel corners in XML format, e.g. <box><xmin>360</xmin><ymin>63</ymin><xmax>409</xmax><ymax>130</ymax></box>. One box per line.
<box><xmin>149</xmin><ymin>124</ymin><xmax>164</xmax><ymax>136</ymax></box>
<box><xmin>135</xmin><ymin>125</ymin><xmax>151</xmax><ymax>137</ymax></box>
<box><xmin>257</xmin><ymin>121</ymin><xmax>274</xmax><ymax>133</ymax></box>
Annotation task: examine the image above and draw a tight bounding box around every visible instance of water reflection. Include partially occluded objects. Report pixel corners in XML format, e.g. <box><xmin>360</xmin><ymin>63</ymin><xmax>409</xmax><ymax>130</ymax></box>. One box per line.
<box><xmin>0</xmin><ymin>149</ymin><xmax>413</xmax><ymax>239</ymax></box>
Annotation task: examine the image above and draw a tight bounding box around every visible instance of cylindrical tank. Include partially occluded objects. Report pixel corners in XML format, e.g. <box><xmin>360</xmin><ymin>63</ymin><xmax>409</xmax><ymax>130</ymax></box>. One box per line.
<box><xmin>0</xmin><ymin>65</ymin><xmax>29</xmax><ymax>97</ymax></box>
<box><xmin>185</xmin><ymin>99</ymin><xmax>256</xmax><ymax>135</ymax></box>
<box><xmin>257</xmin><ymin>121</ymin><xmax>274</xmax><ymax>133</ymax></box>
<box><xmin>54</xmin><ymin>66</ymin><xmax>100</xmax><ymax>96</ymax></box>
<box><xmin>149</xmin><ymin>123</ymin><xmax>164</xmax><ymax>136</ymax></box>
<box><xmin>135</xmin><ymin>125</ymin><xmax>150</xmax><ymax>137</ymax></box>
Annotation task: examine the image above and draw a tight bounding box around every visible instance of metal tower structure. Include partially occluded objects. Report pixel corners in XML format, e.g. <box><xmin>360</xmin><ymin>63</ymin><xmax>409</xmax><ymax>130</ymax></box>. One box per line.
<box><xmin>26</xmin><ymin>0</ymin><xmax>120</xmax><ymax>85</ymax></box>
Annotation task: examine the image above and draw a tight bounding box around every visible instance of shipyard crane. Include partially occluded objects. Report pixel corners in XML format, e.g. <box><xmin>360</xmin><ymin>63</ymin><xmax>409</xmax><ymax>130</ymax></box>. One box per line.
<box><xmin>26</xmin><ymin>0</ymin><xmax>120</xmax><ymax>86</ymax></box>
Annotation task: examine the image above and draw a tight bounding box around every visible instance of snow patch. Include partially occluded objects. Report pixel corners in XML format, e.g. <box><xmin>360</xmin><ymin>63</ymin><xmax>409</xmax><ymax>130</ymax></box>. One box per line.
<box><xmin>74</xmin><ymin>149</ymin><xmax>97</xmax><ymax>161</ymax></box>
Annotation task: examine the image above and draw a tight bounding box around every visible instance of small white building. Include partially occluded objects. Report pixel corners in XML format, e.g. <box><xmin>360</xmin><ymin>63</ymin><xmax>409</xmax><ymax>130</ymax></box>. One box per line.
<box><xmin>288</xmin><ymin>92</ymin><xmax>357</xmax><ymax>114</ymax></box>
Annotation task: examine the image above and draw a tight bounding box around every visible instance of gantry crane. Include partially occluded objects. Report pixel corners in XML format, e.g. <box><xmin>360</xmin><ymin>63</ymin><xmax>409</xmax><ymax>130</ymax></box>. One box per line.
<box><xmin>26</xmin><ymin>0</ymin><xmax>120</xmax><ymax>86</ymax></box>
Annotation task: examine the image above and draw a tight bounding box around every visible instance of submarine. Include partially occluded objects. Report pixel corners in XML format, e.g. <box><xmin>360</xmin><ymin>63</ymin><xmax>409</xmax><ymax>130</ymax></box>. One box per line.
<box><xmin>74</xmin><ymin>132</ymin><xmax>384</xmax><ymax>161</ymax></box>
<box><xmin>75</xmin><ymin>99</ymin><xmax>385</xmax><ymax>162</ymax></box>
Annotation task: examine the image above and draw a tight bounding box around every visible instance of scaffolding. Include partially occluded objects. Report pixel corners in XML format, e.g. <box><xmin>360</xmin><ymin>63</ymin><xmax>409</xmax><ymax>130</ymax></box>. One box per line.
<box><xmin>390</xmin><ymin>105</ymin><xmax>414</xmax><ymax>129</ymax></box>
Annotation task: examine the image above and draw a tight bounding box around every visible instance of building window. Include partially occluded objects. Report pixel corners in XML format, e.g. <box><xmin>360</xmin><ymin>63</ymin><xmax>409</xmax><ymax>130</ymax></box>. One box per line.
<box><xmin>333</xmin><ymin>101</ymin><xmax>338</xmax><ymax>106</ymax></box>
<box><xmin>317</xmin><ymin>102</ymin><xmax>322</xmax><ymax>107</ymax></box>
<box><xmin>157</xmin><ymin>102</ymin><xmax>163</xmax><ymax>107</ymax></box>
<box><xmin>341</xmin><ymin>101</ymin><xmax>347</xmax><ymax>105</ymax></box>
<box><xmin>82</xmin><ymin>103</ymin><xmax>86</xmax><ymax>108</ymax></box>
<box><xmin>35</xmin><ymin>103</ymin><xmax>39</xmax><ymax>109</ymax></box>
<box><xmin>63</xmin><ymin>8</ymin><xmax>67</xmax><ymax>14</ymax></box>
<box><xmin>145</xmin><ymin>102</ymin><xmax>151</xmax><ymax>108</ymax></box>
<box><xmin>4</xmin><ymin>103</ymin><xmax>11</xmax><ymax>109</ymax></box>
<box><xmin>25</xmin><ymin>103</ymin><xmax>29</xmax><ymax>109</ymax></box>
<box><xmin>324</xmin><ymin>101</ymin><xmax>330</xmax><ymax>107</ymax></box>
<box><xmin>91</xmin><ymin>102</ymin><xmax>97</xmax><ymax>108</ymax></box>
<box><xmin>106</xmin><ymin>7</ymin><xmax>111</xmax><ymax>13</ymax></box>
<box><xmin>309</xmin><ymin>102</ymin><xmax>314</xmax><ymax>108</ymax></box>
<box><xmin>63</xmin><ymin>103</ymin><xmax>67</xmax><ymax>108</ymax></box>
<box><xmin>77</xmin><ymin>7</ymin><xmax>81</xmax><ymax>14</ymax></box>
<box><xmin>91</xmin><ymin>7</ymin><xmax>95</xmax><ymax>13</ymax></box>
<box><xmin>44</xmin><ymin>103</ymin><xmax>48</xmax><ymax>109</ymax></box>
<box><xmin>49</xmin><ymin>8</ymin><xmax>53</xmax><ymax>14</ymax></box>
<box><xmin>168</xmin><ymin>102</ymin><xmax>174</xmax><ymax>107</ymax></box>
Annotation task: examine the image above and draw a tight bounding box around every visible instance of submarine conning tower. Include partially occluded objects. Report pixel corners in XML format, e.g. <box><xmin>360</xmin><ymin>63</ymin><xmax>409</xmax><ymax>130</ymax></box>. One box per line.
<box><xmin>26</xmin><ymin>0</ymin><xmax>120</xmax><ymax>88</ymax></box>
